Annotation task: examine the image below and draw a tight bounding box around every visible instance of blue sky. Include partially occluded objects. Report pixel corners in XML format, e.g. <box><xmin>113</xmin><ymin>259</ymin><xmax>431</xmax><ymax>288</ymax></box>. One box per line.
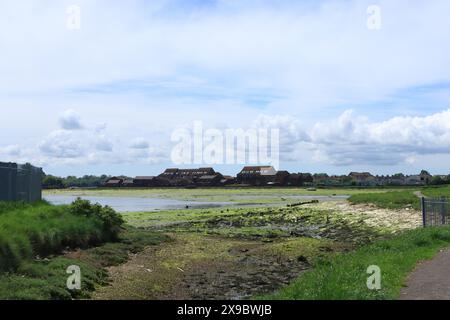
<box><xmin>1</xmin><ymin>0</ymin><xmax>450</xmax><ymax>177</ymax></box>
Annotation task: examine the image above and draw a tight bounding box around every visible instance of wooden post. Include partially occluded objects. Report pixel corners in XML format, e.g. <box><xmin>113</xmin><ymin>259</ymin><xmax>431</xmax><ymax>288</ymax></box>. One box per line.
<box><xmin>421</xmin><ymin>197</ymin><xmax>426</xmax><ymax>227</ymax></box>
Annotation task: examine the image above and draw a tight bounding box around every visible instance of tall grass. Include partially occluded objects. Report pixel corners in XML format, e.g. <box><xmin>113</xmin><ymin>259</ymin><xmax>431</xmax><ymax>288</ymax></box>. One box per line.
<box><xmin>422</xmin><ymin>185</ymin><xmax>450</xmax><ymax>198</ymax></box>
<box><xmin>265</xmin><ymin>226</ymin><xmax>450</xmax><ymax>300</ymax></box>
<box><xmin>0</xmin><ymin>199</ymin><xmax>124</xmax><ymax>271</ymax></box>
<box><xmin>348</xmin><ymin>191</ymin><xmax>420</xmax><ymax>210</ymax></box>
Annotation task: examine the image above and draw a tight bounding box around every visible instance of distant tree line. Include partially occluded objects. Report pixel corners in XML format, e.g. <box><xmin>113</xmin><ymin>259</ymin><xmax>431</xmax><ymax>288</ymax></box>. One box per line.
<box><xmin>42</xmin><ymin>174</ymin><xmax>121</xmax><ymax>189</ymax></box>
<box><xmin>43</xmin><ymin>168</ymin><xmax>450</xmax><ymax>189</ymax></box>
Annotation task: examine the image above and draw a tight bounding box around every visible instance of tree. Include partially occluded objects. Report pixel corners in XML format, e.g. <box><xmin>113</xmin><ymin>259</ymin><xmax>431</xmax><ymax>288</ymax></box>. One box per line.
<box><xmin>42</xmin><ymin>175</ymin><xmax>65</xmax><ymax>189</ymax></box>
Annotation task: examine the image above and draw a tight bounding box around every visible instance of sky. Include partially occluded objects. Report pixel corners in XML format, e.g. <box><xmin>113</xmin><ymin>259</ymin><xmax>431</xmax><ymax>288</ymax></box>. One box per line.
<box><xmin>1</xmin><ymin>0</ymin><xmax>450</xmax><ymax>177</ymax></box>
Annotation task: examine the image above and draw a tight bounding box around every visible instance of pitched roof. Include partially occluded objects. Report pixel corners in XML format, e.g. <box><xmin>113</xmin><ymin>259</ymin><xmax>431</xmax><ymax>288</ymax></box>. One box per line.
<box><xmin>241</xmin><ymin>166</ymin><xmax>275</xmax><ymax>171</ymax></box>
<box><xmin>135</xmin><ymin>176</ymin><xmax>155</xmax><ymax>180</ymax></box>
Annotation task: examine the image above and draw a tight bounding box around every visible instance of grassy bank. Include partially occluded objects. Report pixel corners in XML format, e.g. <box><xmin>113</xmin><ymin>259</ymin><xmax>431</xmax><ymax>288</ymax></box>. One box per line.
<box><xmin>348</xmin><ymin>191</ymin><xmax>420</xmax><ymax>210</ymax></box>
<box><xmin>0</xmin><ymin>199</ymin><xmax>124</xmax><ymax>271</ymax></box>
<box><xmin>347</xmin><ymin>185</ymin><xmax>450</xmax><ymax>210</ymax></box>
<box><xmin>0</xmin><ymin>227</ymin><xmax>167</xmax><ymax>300</ymax></box>
<box><xmin>0</xmin><ymin>199</ymin><xmax>168</xmax><ymax>299</ymax></box>
<box><xmin>422</xmin><ymin>185</ymin><xmax>450</xmax><ymax>198</ymax></box>
<box><xmin>265</xmin><ymin>226</ymin><xmax>450</xmax><ymax>300</ymax></box>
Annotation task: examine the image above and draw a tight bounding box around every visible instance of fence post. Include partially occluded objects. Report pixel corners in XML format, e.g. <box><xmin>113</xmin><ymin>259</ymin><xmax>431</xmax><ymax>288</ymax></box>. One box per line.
<box><xmin>421</xmin><ymin>197</ymin><xmax>426</xmax><ymax>227</ymax></box>
<box><xmin>441</xmin><ymin>196</ymin><xmax>446</xmax><ymax>225</ymax></box>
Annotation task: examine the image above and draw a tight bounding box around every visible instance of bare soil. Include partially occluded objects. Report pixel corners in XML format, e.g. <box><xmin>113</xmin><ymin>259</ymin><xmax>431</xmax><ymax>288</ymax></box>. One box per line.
<box><xmin>92</xmin><ymin>234</ymin><xmax>314</xmax><ymax>300</ymax></box>
<box><xmin>92</xmin><ymin>201</ymin><xmax>421</xmax><ymax>300</ymax></box>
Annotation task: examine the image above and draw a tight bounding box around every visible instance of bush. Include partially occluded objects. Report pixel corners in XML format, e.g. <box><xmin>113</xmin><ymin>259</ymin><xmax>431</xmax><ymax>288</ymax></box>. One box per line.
<box><xmin>0</xmin><ymin>199</ymin><xmax>124</xmax><ymax>271</ymax></box>
<box><xmin>69</xmin><ymin>198</ymin><xmax>124</xmax><ymax>240</ymax></box>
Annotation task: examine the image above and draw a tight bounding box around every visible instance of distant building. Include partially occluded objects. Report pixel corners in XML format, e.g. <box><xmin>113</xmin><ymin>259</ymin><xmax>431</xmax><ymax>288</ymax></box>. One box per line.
<box><xmin>133</xmin><ymin>176</ymin><xmax>156</xmax><ymax>187</ymax></box>
<box><xmin>349</xmin><ymin>172</ymin><xmax>376</xmax><ymax>186</ymax></box>
<box><xmin>104</xmin><ymin>177</ymin><xmax>123</xmax><ymax>187</ymax></box>
<box><xmin>236</xmin><ymin>166</ymin><xmax>278</xmax><ymax>186</ymax></box>
<box><xmin>103</xmin><ymin>167</ymin><xmax>442</xmax><ymax>189</ymax></box>
<box><xmin>273</xmin><ymin>171</ymin><xmax>290</xmax><ymax>186</ymax></box>
<box><xmin>419</xmin><ymin>171</ymin><xmax>433</xmax><ymax>184</ymax></box>
<box><xmin>159</xmin><ymin>168</ymin><xmax>179</xmax><ymax>179</ymax></box>
<box><xmin>220</xmin><ymin>175</ymin><xmax>236</xmax><ymax>185</ymax></box>
<box><xmin>159</xmin><ymin>168</ymin><xmax>217</xmax><ymax>185</ymax></box>
<box><xmin>196</xmin><ymin>174</ymin><xmax>224</xmax><ymax>187</ymax></box>
<box><xmin>122</xmin><ymin>179</ymin><xmax>135</xmax><ymax>187</ymax></box>
<box><xmin>288</xmin><ymin>173</ymin><xmax>314</xmax><ymax>186</ymax></box>
<box><xmin>313</xmin><ymin>173</ymin><xmax>329</xmax><ymax>186</ymax></box>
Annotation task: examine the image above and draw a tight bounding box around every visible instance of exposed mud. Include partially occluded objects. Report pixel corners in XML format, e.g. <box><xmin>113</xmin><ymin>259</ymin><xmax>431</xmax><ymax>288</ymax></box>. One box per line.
<box><xmin>92</xmin><ymin>233</ymin><xmax>335</xmax><ymax>300</ymax></box>
<box><xmin>93</xmin><ymin>200</ymin><xmax>420</xmax><ymax>300</ymax></box>
<box><xmin>177</xmin><ymin>244</ymin><xmax>310</xmax><ymax>300</ymax></box>
<box><xmin>161</xmin><ymin>205</ymin><xmax>382</xmax><ymax>244</ymax></box>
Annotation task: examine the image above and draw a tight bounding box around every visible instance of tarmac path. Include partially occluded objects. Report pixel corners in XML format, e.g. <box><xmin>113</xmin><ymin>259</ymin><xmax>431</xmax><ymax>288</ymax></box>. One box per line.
<box><xmin>399</xmin><ymin>249</ymin><xmax>450</xmax><ymax>300</ymax></box>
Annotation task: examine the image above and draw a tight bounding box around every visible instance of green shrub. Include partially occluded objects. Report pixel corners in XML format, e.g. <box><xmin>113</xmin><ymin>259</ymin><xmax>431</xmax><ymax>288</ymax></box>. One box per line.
<box><xmin>0</xmin><ymin>199</ymin><xmax>124</xmax><ymax>271</ymax></box>
<box><xmin>69</xmin><ymin>198</ymin><xmax>124</xmax><ymax>240</ymax></box>
<box><xmin>0</xmin><ymin>257</ymin><xmax>107</xmax><ymax>300</ymax></box>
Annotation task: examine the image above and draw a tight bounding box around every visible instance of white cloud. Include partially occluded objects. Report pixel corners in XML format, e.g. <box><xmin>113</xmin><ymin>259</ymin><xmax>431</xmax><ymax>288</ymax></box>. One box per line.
<box><xmin>309</xmin><ymin>109</ymin><xmax>450</xmax><ymax>166</ymax></box>
<box><xmin>1</xmin><ymin>145</ymin><xmax>21</xmax><ymax>156</ymax></box>
<box><xmin>1</xmin><ymin>1</ymin><xmax>450</xmax><ymax>175</ymax></box>
<box><xmin>38</xmin><ymin>130</ymin><xmax>86</xmax><ymax>158</ymax></box>
<box><xmin>130</xmin><ymin>137</ymin><xmax>150</xmax><ymax>149</ymax></box>
<box><xmin>34</xmin><ymin>119</ymin><xmax>168</xmax><ymax>166</ymax></box>
<box><xmin>58</xmin><ymin>109</ymin><xmax>83</xmax><ymax>130</ymax></box>
<box><xmin>95</xmin><ymin>135</ymin><xmax>113</xmax><ymax>152</ymax></box>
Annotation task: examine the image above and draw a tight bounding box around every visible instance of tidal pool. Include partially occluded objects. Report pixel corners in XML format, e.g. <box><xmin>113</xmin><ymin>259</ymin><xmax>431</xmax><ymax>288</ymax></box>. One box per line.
<box><xmin>44</xmin><ymin>193</ymin><xmax>349</xmax><ymax>213</ymax></box>
<box><xmin>44</xmin><ymin>195</ymin><xmax>233</xmax><ymax>212</ymax></box>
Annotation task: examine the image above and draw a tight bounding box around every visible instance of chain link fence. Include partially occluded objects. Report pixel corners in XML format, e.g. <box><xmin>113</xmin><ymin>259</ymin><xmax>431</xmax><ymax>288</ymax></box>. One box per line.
<box><xmin>0</xmin><ymin>162</ymin><xmax>43</xmax><ymax>202</ymax></box>
<box><xmin>421</xmin><ymin>197</ymin><xmax>450</xmax><ymax>227</ymax></box>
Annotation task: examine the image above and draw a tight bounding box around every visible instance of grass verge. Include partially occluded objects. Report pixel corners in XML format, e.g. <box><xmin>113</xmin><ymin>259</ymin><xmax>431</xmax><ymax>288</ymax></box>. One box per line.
<box><xmin>0</xmin><ymin>227</ymin><xmax>167</xmax><ymax>300</ymax></box>
<box><xmin>0</xmin><ymin>199</ymin><xmax>123</xmax><ymax>271</ymax></box>
<box><xmin>348</xmin><ymin>191</ymin><xmax>420</xmax><ymax>210</ymax></box>
<box><xmin>0</xmin><ymin>199</ymin><xmax>167</xmax><ymax>299</ymax></box>
<box><xmin>264</xmin><ymin>226</ymin><xmax>450</xmax><ymax>300</ymax></box>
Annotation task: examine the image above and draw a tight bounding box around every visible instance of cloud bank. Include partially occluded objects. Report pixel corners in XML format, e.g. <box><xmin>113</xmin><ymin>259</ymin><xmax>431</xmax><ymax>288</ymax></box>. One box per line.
<box><xmin>0</xmin><ymin>1</ymin><xmax>449</xmax><ymax>175</ymax></box>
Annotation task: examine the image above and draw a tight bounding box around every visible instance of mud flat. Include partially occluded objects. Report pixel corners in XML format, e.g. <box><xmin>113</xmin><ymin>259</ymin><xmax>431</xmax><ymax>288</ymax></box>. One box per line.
<box><xmin>92</xmin><ymin>201</ymin><xmax>421</xmax><ymax>300</ymax></box>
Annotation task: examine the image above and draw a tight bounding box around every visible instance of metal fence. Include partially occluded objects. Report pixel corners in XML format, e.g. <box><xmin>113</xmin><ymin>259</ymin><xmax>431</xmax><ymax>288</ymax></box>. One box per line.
<box><xmin>421</xmin><ymin>197</ymin><xmax>450</xmax><ymax>227</ymax></box>
<box><xmin>0</xmin><ymin>162</ymin><xmax>43</xmax><ymax>202</ymax></box>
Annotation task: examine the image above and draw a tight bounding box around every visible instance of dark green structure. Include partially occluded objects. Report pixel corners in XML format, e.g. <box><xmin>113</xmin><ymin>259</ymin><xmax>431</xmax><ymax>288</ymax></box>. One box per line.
<box><xmin>0</xmin><ymin>162</ymin><xmax>43</xmax><ymax>202</ymax></box>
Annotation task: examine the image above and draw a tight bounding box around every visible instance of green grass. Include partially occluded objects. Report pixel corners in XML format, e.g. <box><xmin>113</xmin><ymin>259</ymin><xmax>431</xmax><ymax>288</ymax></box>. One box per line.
<box><xmin>125</xmin><ymin>205</ymin><xmax>387</xmax><ymax>245</ymax></box>
<box><xmin>0</xmin><ymin>200</ymin><xmax>169</xmax><ymax>299</ymax></box>
<box><xmin>0</xmin><ymin>200</ymin><xmax>124</xmax><ymax>271</ymax></box>
<box><xmin>348</xmin><ymin>191</ymin><xmax>420</xmax><ymax>210</ymax></box>
<box><xmin>0</xmin><ymin>257</ymin><xmax>107</xmax><ymax>300</ymax></box>
<box><xmin>80</xmin><ymin>227</ymin><xmax>168</xmax><ymax>267</ymax></box>
<box><xmin>422</xmin><ymin>185</ymin><xmax>450</xmax><ymax>198</ymax></box>
<box><xmin>264</xmin><ymin>226</ymin><xmax>450</xmax><ymax>300</ymax></box>
<box><xmin>0</xmin><ymin>226</ymin><xmax>167</xmax><ymax>300</ymax></box>
<box><xmin>347</xmin><ymin>185</ymin><xmax>450</xmax><ymax>210</ymax></box>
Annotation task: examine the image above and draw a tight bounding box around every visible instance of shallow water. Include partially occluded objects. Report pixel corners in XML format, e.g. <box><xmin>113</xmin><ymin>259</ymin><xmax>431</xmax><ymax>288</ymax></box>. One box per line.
<box><xmin>232</xmin><ymin>195</ymin><xmax>349</xmax><ymax>200</ymax></box>
<box><xmin>44</xmin><ymin>194</ymin><xmax>349</xmax><ymax>213</ymax></box>
<box><xmin>44</xmin><ymin>195</ymin><xmax>233</xmax><ymax>212</ymax></box>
